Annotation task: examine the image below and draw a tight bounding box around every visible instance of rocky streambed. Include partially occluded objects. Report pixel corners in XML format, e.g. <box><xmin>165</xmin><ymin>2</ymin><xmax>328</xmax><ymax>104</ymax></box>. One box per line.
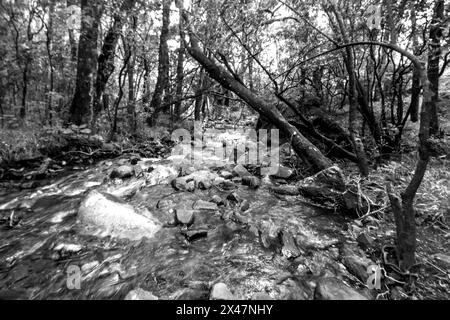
<box><xmin>0</xmin><ymin>147</ymin><xmax>385</xmax><ymax>300</ymax></box>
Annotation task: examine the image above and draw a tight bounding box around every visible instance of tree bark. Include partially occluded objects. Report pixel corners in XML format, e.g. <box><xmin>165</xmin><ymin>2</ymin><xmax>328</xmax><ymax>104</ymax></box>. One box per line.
<box><xmin>67</xmin><ymin>0</ymin><xmax>78</xmax><ymax>63</ymax></box>
<box><xmin>174</xmin><ymin>8</ymin><xmax>185</xmax><ymax>122</ymax></box>
<box><xmin>94</xmin><ymin>0</ymin><xmax>136</xmax><ymax>118</ymax></box>
<box><xmin>427</xmin><ymin>0</ymin><xmax>444</xmax><ymax>135</ymax></box>
<box><xmin>327</xmin><ymin>2</ymin><xmax>370</xmax><ymax>176</ymax></box>
<box><xmin>147</xmin><ymin>0</ymin><xmax>171</xmax><ymax>126</ymax></box>
<box><xmin>69</xmin><ymin>0</ymin><xmax>102</xmax><ymax>126</ymax></box>
<box><xmin>409</xmin><ymin>1</ymin><xmax>420</xmax><ymax>123</ymax></box>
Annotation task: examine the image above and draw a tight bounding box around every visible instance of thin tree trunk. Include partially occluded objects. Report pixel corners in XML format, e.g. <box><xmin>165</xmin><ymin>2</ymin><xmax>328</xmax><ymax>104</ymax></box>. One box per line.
<box><xmin>410</xmin><ymin>1</ymin><xmax>421</xmax><ymax>123</ymax></box>
<box><xmin>46</xmin><ymin>0</ymin><xmax>55</xmax><ymax>126</ymax></box>
<box><xmin>328</xmin><ymin>3</ymin><xmax>370</xmax><ymax>176</ymax></box>
<box><xmin>427</xmin><ymin>0</ymin><xmax>444</xmax><ymax>135</ymax></box>
<box><xmin>174</xmin><ymin>7</ymin><xmax>185</xmax><ymax>122</ymax></box>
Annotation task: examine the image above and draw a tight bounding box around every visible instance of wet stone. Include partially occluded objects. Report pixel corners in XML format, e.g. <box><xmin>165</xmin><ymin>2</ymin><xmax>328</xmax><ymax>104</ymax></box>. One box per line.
<box><xmin>192</xmin><ymin>200</ymin><xmax>218</xmax><ymax>211</ymax></box>
<box><xmin>110</xmin><ymin>165</ymin><xmax>134</xmax><ymax>179</ymax></box>
<box><xmin>210</xmin><ymin>283</ymin><xmax>235</xmax><ymax>300</ymax></box>
<box><xmin>211</xmin><ymin>195</ymin><xmax>224</xmax><ymax>205</ymax></box>
<box><xmin>314</xmin><ymin>277</ymin><xmax>368</xmax><ymax>300</ymax></box>
<box><xmin>242</xmin><ymin>176</ymin><xmax>261</xmax><ymax>189</ymax></box>
<box><xmin>182</xmin><ymin>229</ymin><xmax>208</xmax><ymax>242</ymax></box>
<box><xmin>176</xmin><ymin>209</ymin><xmax>195</xmax><ymax>225</ymax></box>
<box><xmin>232</xmin><ymin>164</ymin><xmax>251</xmax><ymax>177</ymax></box>
<box><xmin>124</xmin><ymin>288</ymin><xmax>158</xmax><ymax>300</ymax></box>
<box><xmin>356</xmin><ymin>232</ymin><xmax>374</xmax><ymax>248</ymax></box>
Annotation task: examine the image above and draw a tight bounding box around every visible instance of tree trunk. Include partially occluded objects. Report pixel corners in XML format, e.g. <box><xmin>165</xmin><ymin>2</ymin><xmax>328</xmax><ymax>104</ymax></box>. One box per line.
<box><xmin>94</xmin><ymin>0</ymin><xmax>136</xmax><ymax>118</ymax></box>
<box><xmin>69</xmin><ymin>0</ymin><xmax>102</xmax><ymax>126</ymax></box>
<box><xmin>147</xmin><ymin>0</ymin><xmax>171</xmax><ymax>126</ymax></box>
<box><xmin>328</xmin><ymin>3</ymin><xmax>370</xmax><ymax>176</ymax></box>
<box><xmin>409</xmin><ymin>1</ymin><xmax>420</xmax><ymax>123</ymax></box>
<box><xmin>194</xmin><ymin>68</ymin><xmax>205</xmax><ymax>121</ymax></box>
<box><xmin>427</xmin><ymin>0</ymin><xmax>444</xmax><ymax>135</ymax></box>
<box><xmin>46</xmin><ymin>0</ymin><xmax>55</xmax><ymax>126</ymax></box>
<box><xmin>126</xmin><ymin>16</ymin><xmax>137</xmax><ymax>134</ymax></box>
<box><xmin>174</xmin><ymin>8</ymin><xmax>185</xmax><ymax>122</ymax></box>
<box><xmin>67</xmin><ymin>0</ymin><xmax>78</xmax><ymax>63</ymax></box>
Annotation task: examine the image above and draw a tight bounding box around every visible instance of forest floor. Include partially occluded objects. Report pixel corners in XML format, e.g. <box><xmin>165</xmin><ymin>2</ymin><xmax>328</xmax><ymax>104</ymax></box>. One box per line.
<box><xmin>0</xmin><ymin>111</ymin><xmax>449</xmax><ymax>300</ymax></box>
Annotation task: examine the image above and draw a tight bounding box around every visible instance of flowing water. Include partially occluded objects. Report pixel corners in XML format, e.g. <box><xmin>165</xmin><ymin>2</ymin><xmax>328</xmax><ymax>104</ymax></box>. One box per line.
<box><xmin>0</xmin><ymin>150</ymin><xmax>363</xmax><ymax>300</ymax></box>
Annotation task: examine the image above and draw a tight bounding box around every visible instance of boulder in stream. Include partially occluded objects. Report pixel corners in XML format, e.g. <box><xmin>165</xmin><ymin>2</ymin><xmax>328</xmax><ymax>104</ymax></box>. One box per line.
<box><xmin>210</xmin><ymin>283</ymin><xmax>235</xmax><ymax>300</ymax></box>
<box><xmin>110</xmin><ymin>165</ymin><xmax>134</xmax><ymax>179</ymax></box>
<box><xmin>78</xmin><ymin>190</ymin><xmax>161</xmax><ymax>241</ymax></box>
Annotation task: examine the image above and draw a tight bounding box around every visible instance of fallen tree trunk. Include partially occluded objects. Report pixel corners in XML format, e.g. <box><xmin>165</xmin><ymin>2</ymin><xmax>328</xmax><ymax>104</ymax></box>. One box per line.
<box><xmin>182</xmin><ymin>13</ymin><xmax>332</xmax><ymax>173</ymax></box>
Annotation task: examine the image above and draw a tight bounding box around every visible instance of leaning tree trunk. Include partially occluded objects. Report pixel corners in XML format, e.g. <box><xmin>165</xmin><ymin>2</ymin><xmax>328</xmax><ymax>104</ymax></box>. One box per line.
<box><xmin>147</xmin><ymin>0</ymin><xmax>171</xmax><ymax>126</ymax></box>
<box><xmin>69</xmin><ymin>0</ymin><xmax>102</xmax><ymax>126</ymax></box>
<box><xmin>182</xmin><ymin>13</ymin><xmax>332</xmax><ymax>173</ymax></box>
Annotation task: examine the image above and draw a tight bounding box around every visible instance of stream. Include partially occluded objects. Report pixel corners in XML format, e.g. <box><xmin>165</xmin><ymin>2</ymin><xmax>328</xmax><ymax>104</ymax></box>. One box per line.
<box><xmin>0</xmin><ymin>137</ymin><xmax>371</xmax><ymax>300</ymax></box>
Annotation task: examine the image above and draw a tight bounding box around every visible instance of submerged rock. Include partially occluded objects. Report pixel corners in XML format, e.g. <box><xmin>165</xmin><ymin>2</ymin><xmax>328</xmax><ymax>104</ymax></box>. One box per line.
<box><xmin>242</xmin><ymin>176</ymin><xmax>261</xmax><ymax>189</ymax></box>
<box><xmin>146</xmin><ymin>165</ymin><xmax>179</xmax><ymax>186</ymax></box>
<box><xmin>232</xmin><ymin>164</ymin><xmax>251</xmax><ymax>177</ymax></box>
<box><xmin>271</xmin><ymin>166</ymin><xmax>294</xmax><ymax>179</ymax></box>
<box><xmin>172</xmin><ymin>170</ymin><xmax>219</xmax><ymax>191</ymax></box>
<box><xmin>124</xmin><ymin>288</ymin><xmax>158</xmax><ymax>300</ymax></box>
<box><xmin>210</xmin><ymin>283</ymin><xmax>235</xmax><ymax>300</ymax></box>
<box><xmin>175</xmin><ymin>209</ymin><xmax>195</xmax><ymax>225</ymax></box>
<box><xmin>192</xmin><ymin>200</ymin><xmax>218</xmax><ymax>211</ymax></box>
<box><xmin>314</xmin><ymin>278</ymin><xmax>368</xmax><ymax>300</ymax></box>
<box><xmin>110</xmin><ymin>165</ymin><xmax>134</xmax><ymax>179</ymax></box>
<box><xmin>78</xmin><ymin>190</ymin><xmax>161</xmax><ymax>241</ymax></box>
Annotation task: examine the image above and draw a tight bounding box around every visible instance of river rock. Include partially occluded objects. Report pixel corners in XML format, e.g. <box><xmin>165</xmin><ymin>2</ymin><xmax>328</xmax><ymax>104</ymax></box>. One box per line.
<box><xmin>232</xmin><ymin>164</ymin><xmax>251</xmax><ymax>177</ymax></box>
<box><xmin>269</xmin><ymin>185</ymin><xmax>301</xmax><ymax>196</ymax></box>
<box><xmin>124</xmin><ymin>288</ymin><xmax>158</xmax><ymax>300</ymax></box>
<box><xmin>192</xmin><ymin>200</ymin><xmax>218</xmax><ymax>211</ymax></box>
<box><xmin>281</xmin><ymin>231</ymin><xmax>302</xmax><ymax>259</ymax></box>
<box><xmin>242</xmin><ymin>176</ymin><xmax>261</xmax><ymax>188</ymax></box>
<box><xmin>356</xmin><ymin>232</ymin><xmax>374</xmax><ymax>248</ymax></box>
<box><xmin>146</xmin><ymin>165</ymin><xmax>179</xmax><ymax>186</ymax></box>
<box><xmin>78</xmin><ymin>190</ymin><xmax>161</xmax><ymax>241</ymax></box>
<box><xmin>183</xmin><ymin>229</ymin><xmax>208</xmax><ymax>242</ymax></box>
<box><xmin>314</xmin><ymin>278</ymin><xmax>368</xmax><ymax>300</ymax></box>
<box><xmin>210</xmin><ymin>283</ymin><xmax>235</xmax><ymax>300</ymax></box>
<box><xmin>211</xmin><ymin>195</ymin><xmax>224</xmax><ymax>205</ymax></box>
<box><xmin>110</xmin><ymin>165</ymin><xmax>134</xmax><ymax>179</ymax></box>
<box><xmin>341</xmin><ymin>246</ymin><xmax>373</xmax><ymax>282</ymax></box>
<box><xmin>107</xmin><ymin>179</ymin><xmax>145</xmax><ymax>199</ymax></box>
<box><xmin>251</xmin><ymin>292</ymin><xmax>274</xmax><ymax>300</ymax></box>
<box><xmin>175</xmin><ymin>209</ymin><xmax>195</xmax><ymax>225</ymax></box>
<box><xmin>271</xmin><ymin>166</ymin><xmax>294</xmax><ymax>179</ymax></box>
<box><xmin>220</xmin><ymin>171</ymin><xmax>233</xmax><ymax>179</ymax></box>
<box><xmin>172</xmin><ymin>170</ymin><xmax>219</xmax><ymax>191</ymax></box>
